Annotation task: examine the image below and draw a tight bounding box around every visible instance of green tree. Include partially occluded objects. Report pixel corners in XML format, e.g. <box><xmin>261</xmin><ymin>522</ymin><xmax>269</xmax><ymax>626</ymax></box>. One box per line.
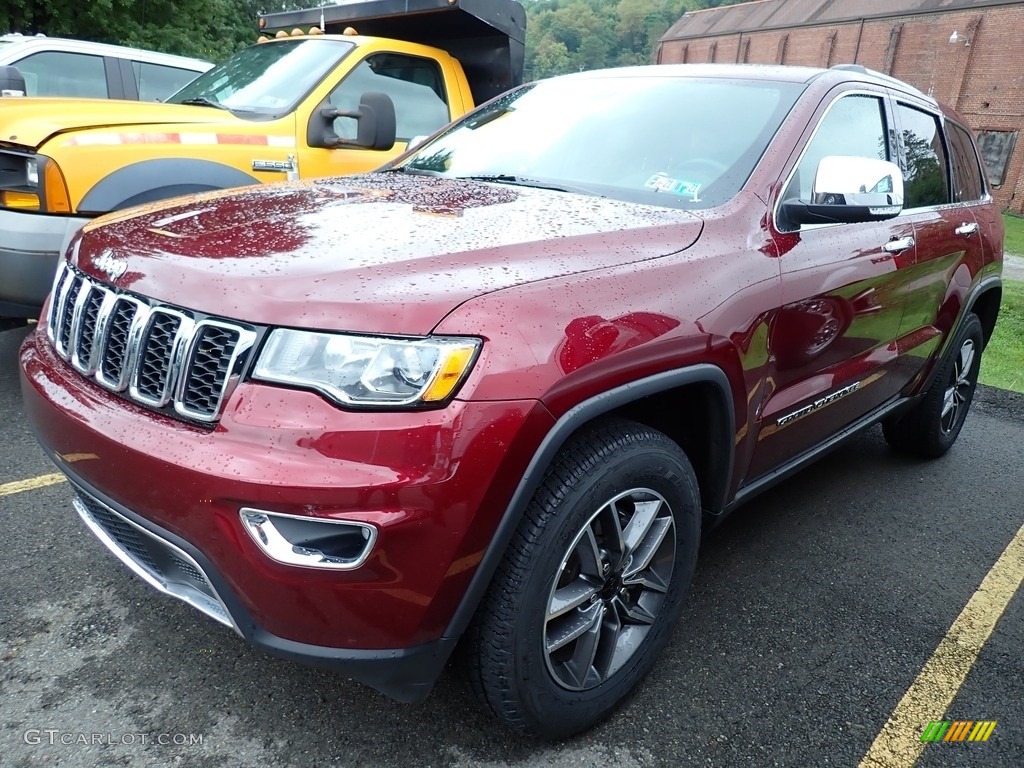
<box><xmin>523</xmin><ymin>0</ymin><xmax>745</xmax><ymax>79</ymax></box>
<box><xmin>0</xmin><ymin>0</ymin><xmax>310</xmax><ymax>62</ymax></box>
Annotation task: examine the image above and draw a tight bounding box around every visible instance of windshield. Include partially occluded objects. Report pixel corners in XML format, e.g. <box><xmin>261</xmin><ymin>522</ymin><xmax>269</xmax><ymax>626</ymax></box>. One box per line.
<box><xmin>167</xmin><ymin>39</ymin><xmax>354</xmax><ymax>117</ymax></box>
<box><xmin>399</xmin><ymin>74</ymin><xmax>802</xmax><ymax>209</ymax></box>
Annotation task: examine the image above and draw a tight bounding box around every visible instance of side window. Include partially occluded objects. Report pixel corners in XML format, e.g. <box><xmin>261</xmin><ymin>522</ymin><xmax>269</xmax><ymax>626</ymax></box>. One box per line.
<box><xmin>895</xmin><ymin>104</ymin><xmax>950</xmax><ymax>208</ymax></box>
<box><xmin>790</xmin><ymin>95</ymin><xmax>888</xmax><ymax>203</ymax></box>
<box><xmin>14</xmin><ymin>51</ymin><xmax>107</xmax><ymax>98</ymax></box>
<box><xmin>946</xmin><ymin>122</ymin><xmax>985</xmax><ymax>202</ymax></box>
<box><xmin>327</xmin><ymin>53</ymin><xmax>449</xmax><ymax>143</ymax></box>
<box><xmin>131</xmin><ymin>61</ymin><xmax>201</xmax><ymax>101</ymax></box>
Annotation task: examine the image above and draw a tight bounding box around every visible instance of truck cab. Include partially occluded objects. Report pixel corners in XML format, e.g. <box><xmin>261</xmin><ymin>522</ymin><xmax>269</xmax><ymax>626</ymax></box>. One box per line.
<box><xmin>0</xmin><ymin>0</ymin><xmax>525</xmax><ymax>326</ymax></box>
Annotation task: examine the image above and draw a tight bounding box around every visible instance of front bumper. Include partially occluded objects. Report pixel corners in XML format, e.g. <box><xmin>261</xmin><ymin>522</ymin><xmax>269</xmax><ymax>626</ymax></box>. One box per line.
<box><xmin>58</xmin><ymin>469</ymin><xmax>454</xmax><ymax>702</ymax></box>
<box><xmin>20</xmin><ymin>329</ymin><xmax>552</xmax><ymax>700</ymax></box>
<box><xmin>0</xmin><ymin>208</ymin><xmax>89</xmax><ymax>317</ymax></box>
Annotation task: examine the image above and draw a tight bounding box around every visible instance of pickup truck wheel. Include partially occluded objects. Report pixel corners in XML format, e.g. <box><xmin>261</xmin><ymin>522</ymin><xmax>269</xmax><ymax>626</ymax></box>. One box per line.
<box><xmin>883</xmin><ymin>313</ymin><xmax>983</xmax><ymax>458</ymax></box>
<box><xmin>464</xmin><ymin>419</ymin><xmax>700</xmax><ymax>738</ymax></box>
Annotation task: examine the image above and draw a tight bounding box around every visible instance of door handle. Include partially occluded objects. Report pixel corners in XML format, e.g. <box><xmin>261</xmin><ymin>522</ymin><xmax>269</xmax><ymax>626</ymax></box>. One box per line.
<box><xmin>883</xmin><ymin>236</ymin><xmax>915</xmax><ymax>253</ymax></box>
<box><xmin>955</xmin><ymin>222</ymin><xmax>979</xmax><ymax>236</ymax></box>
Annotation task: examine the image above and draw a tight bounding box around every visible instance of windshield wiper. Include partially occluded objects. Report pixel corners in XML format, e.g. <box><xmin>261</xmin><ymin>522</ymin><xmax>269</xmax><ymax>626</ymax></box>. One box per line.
<box><xmin>178</xmin><ymin>96</ymin><xmax>228</xmax><ymax>110</ymax></box>
<box><xmin>453</xmin><ymin>174</ymin><xmax>603</xmax><ymax>198</ymax></box>
<box><xmin>384</xmin><ymin>167</ymin><xmax>444</xmax><ymax>177</ymax></box>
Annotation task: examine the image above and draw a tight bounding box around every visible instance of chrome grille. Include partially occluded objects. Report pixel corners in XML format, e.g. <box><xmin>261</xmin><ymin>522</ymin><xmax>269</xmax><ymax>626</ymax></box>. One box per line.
<box><xmin>47</xmin><ymin>264</ymin><xmax>256</xmax><ymax>423</ymax></box>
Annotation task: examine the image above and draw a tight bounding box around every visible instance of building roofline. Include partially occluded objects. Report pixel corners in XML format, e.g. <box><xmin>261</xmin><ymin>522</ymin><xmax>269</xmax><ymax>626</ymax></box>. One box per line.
<box><xmin>659</xmin><ymin>0</ymin><xmax>1024</xmax><ymax>43</ymax></box>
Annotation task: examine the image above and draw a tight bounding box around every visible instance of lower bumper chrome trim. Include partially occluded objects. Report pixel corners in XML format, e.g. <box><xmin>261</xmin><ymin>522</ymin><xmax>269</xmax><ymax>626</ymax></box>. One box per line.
<box><xmin>72</xmin><ymin>490</ymin><xmax>240</xmax><ymax>634</ymax></box>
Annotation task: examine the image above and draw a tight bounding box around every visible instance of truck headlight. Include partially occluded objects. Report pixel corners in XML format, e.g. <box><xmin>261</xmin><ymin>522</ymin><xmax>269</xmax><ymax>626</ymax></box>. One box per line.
<box><xmin>252</xmin><ymin>329</ymin><xmax>481</xmax><ymax>407</ymax></box>
<box><xmin>26</xmin><ymin>158</ymin><xmax>39</xmax><ymax>187</ymax></box>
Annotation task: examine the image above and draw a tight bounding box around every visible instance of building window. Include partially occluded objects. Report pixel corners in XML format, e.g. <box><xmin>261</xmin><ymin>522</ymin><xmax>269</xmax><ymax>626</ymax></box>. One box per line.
<box><xmin>975</xmin><ymin>131</ymin><xmax>1017</xmax><ymax>187</ymax></box>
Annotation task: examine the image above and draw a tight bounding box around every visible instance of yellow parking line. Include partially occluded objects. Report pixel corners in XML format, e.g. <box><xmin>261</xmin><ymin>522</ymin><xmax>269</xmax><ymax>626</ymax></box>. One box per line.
<box><xmin>859</xmin><ymin>521</ymin><xmax>1024</xmax><ymax>767</ymax></box>
<box><xmin>0</xmin><ymin>473</ymin><xmax>67</xmax><ymax>497</ymax></box>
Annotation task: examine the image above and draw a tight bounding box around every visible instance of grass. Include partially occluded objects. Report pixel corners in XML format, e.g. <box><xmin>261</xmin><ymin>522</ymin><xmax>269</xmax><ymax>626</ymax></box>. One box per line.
<box><xmin>1003</xmin><ymin>212</ymin><xmax>1024</xmax><ymax>256</ymax></box>
<box><xmin>979</xmin><ymin>278</ymin><xmax>1024</xmax><ymax>393</ymax></box>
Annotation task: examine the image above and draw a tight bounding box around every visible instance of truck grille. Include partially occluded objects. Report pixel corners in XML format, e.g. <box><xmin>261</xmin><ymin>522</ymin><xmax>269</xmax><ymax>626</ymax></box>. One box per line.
<box><xmin>47</xmin><ymin>264</ymin><xmax>256</xmax><ymax>423</ymax></box>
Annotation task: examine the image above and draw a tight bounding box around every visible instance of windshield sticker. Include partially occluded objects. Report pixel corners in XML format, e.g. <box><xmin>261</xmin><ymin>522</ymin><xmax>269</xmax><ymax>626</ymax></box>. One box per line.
<box><xmin>644</xmin><ymin>172</ymin><xmax>702</xmax><ymax>198</ymax></box>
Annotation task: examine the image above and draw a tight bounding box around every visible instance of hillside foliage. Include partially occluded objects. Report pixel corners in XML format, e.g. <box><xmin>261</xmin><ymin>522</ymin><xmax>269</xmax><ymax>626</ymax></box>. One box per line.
<box><xmin>524</xmin><ymin>0</ymin><xmax>744</xmax><ymax>78</ymax></box>
<box><xmin>2</xmin><ymin>0</ymin><xmax>746</xmax><ymax>70</ymax></box>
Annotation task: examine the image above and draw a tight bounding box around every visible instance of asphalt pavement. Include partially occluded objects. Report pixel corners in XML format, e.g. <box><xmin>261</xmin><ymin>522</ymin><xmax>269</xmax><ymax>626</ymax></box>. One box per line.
<box><xmin>1</xmin><ymin>324</ymin><xmax>1022</xmax><ymax>768</ymax></box>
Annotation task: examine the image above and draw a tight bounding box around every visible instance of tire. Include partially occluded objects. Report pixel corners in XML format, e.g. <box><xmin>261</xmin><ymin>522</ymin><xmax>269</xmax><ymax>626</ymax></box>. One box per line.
<box><xmin>463</xmin><ymin>418</ymin><xmax>701</xmax><ymax>738</ymax></box>
<box><xmin>883</xmin><ymin>313</ymin><xmax>984</xmax><ymax>458</ymax></box>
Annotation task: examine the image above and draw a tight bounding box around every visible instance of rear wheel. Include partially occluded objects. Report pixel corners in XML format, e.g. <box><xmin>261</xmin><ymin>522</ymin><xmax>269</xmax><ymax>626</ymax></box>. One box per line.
<box><xmin>883</xmin><ymin>313</ymin><xmax>983</xmax><ymax>458</ymax></box>
<box><xmin>464</xmin><ymin>419</ymin><xmax>701</xmax><ymax>738</ymax></box>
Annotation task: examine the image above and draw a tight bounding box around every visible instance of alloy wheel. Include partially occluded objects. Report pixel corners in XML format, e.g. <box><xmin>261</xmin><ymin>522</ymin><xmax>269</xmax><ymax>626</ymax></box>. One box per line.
<box><xmin>543</xmin><ymin>487</ymin><xmax>676</xmax><ymax>691</ymax></box>
<box><xmin>940</xmin><ymin>338</ymin><xmax>976</xmax><ymax>435</ymax></box>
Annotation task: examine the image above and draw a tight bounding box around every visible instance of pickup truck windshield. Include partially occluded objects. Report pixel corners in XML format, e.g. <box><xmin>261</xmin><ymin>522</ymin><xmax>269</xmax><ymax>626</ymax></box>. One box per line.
<box><xmin>399</xmin><ymin>75</ymin><xmax>802</xmax><ymax>209</ymax></box>
<box><xmin>167</xmin><ymin>39</ymin><xmax>353</xmax><ymax>117</ymax></box>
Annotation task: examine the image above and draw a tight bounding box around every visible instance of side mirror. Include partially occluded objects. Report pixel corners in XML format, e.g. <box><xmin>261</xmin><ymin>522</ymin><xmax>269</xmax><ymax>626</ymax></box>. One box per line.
<box><xmin>0</xmin><ymin>65</ymin><xmax>27</xmax><ymax>97</ymax></box>
<box><xmin>307</xmin><ymin>91</ymin><xmax>396</xmax><ymax>151</ymax></box>
<box><xmin>782</xmin><ymin>156</ymin><xmax>904</xmax><ymax>226</ymax></box>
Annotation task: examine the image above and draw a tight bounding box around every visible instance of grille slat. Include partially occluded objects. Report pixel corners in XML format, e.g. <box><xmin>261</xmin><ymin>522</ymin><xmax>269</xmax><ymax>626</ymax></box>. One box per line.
<box><xmin>73</xmin><ymin>289</ymin><xmax>105</xmax><ymax>371</ymax></box>
<box><xmin>48</xmin><ymin>268</ymin><xmax>254</xmax><ymax>423</ymax></box>
<box><xmin>133</xmin><ymin>311</ymin><xmax>184</xmax><ymax>405</ymax></box>
<box><xmin>56</xmin><ymin>278</ymin><xmax>82</xmax><ymax>354</ymax></box>
<box><xmin>180</xmin><ymin>325</ymin><xmax>241</xmax><ymax>419</ymax></box>
<box><xmin>99</xmin><ymin>299</ymin><xmax>138</xmax><ymax>387</ymax></box>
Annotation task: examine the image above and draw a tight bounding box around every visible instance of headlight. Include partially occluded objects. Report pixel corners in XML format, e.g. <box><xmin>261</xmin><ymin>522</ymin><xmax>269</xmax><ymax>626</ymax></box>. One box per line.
<box><xmin>25</xmin><ymin>158</ymin><xmax>39</xmax><ymax>187</ymax></box>
<box><xmin>252</xmin><ymin>329</ymin><xmax>481</xmax><ymax>407</ymax></box>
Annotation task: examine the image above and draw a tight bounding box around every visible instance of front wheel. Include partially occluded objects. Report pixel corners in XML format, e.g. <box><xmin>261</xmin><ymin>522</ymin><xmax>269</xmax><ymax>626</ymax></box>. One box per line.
<box><xmin>883</xmin><ymin>312</ymin><xmax>984</xmax><ymax>458</ymax></box>
<box><xmin>464</xmin><ymin>419</ymin><xmax>701</xmax><ymax>738</ymax></box>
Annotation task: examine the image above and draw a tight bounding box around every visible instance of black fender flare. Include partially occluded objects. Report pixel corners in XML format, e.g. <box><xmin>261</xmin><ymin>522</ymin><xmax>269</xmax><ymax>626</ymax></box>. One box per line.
<box><xmin>77</xmin><ymin>158</ymin><xmax>259</xmax><ymax>214</ymax></box>
<box><xmin>919</xmin><ymin>273</ymin><xmax>1002</xmax><ymax>395</ymax></box>
<box><xmin>439</xmin><ymin>364</ymin><xmax>734</xmax><ymax>646</ymax></box>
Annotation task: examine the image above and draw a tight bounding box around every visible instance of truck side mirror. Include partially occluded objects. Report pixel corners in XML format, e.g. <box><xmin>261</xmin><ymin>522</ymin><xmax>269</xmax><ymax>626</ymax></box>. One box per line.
<box><xmin>782</xmin><ymin>156</ymin><xmax>905</xmax><ymax>226</ymax></box>
<box><xmin>307</xmin><ymin>91</ymin><xmax>396</xmax><ymax>151</ymax></box>
<box><xmin>0</xmin><ymin>65</ymin><xmax>27</xmax><ymax>97</ymax></box>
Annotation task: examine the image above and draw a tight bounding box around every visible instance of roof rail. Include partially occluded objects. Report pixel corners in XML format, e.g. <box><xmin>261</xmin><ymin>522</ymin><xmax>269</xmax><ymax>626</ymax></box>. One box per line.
<box><xmin>825</xmin><ymin>62</ymin><xmax>935</xmax><ymax>104</ymax></box>
<box><xmin>831</xmin><ymin>63</ymin><xmax>867</xmax><ymax>74</ymax></box>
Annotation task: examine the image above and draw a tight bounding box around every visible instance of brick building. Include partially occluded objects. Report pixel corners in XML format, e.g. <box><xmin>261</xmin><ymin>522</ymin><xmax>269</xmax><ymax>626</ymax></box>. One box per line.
<box><xmin>657</xmin><ymin>0</ymin><xmax>1024</xmax><ymax>213</ymax></box>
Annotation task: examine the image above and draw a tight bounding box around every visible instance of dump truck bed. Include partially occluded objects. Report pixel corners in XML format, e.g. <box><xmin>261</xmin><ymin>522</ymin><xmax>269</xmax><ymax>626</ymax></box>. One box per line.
<box><xmin>260</xmin><ymin>0</ymin><xmax>526</xmax><ymax>105</ymax></box>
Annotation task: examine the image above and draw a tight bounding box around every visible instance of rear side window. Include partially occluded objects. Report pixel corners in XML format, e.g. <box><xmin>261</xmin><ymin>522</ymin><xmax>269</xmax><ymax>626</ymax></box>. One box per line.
<box><xmin>131</xmin><ymin>61</ymin><xmax>199</xmax><ymax>101</ymax></box>
<box><xmin>790</xmin><ymin>95</ymin><xmax>889</xmax><ymax>202</ymax></box>
<box><xmin>946</xmin><ymin>122</ymin><xmax>986</xmax><ymax>202</ymax></box>
<box><xmin>896</xmin><ymin>104</ymin><xmax>950</xmax><ymax>208</ymax></box>
<box><xmin>327</xmin><ymin>53</ymin><xmax>449</xmax><ymax>142</ymax></box>
<box><xmin>14</xmin><ymin>51</ymin><xmax>107</xmax><ymax>98</ymax></box>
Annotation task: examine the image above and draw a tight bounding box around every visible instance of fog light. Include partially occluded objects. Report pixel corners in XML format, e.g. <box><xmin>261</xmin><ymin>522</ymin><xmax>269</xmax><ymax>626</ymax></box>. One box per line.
<box><xmin>239</xmin><ymin>508</ymin><xmax>377</xmax><ymax>570</ymax></box>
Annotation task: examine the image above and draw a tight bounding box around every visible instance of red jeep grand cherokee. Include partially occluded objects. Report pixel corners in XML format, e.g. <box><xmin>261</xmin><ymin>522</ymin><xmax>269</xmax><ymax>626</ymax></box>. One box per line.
<box><xmin>20</xmin><ymin>64</ymin><xmax>1003</xmax><ymax>737</ymax></box>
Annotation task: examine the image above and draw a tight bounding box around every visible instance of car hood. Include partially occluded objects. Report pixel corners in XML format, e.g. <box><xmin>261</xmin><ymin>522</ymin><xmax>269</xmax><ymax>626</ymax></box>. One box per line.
<box><xmin>71</xmin><ymin>173</ymin><xmax>704</xmax><ymax>335</ymax></box>
<box><xmin>0</xmin><ymin>98</ymin><xmax>232</xmax><ymax>150</ymax></box>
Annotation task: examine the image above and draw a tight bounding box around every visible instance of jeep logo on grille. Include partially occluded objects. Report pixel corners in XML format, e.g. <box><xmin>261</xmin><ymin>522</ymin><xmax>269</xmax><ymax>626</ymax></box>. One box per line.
<box><xmin>93</xmin><ymin>251</ymin><xmax>127</xmax><ymax>281</ymax></box>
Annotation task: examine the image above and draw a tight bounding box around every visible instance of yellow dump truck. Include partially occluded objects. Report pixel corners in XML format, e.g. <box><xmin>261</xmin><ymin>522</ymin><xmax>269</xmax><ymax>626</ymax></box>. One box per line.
<box><xmin>0</xmin><ymin>0</ymin><xmax>526</xmax><ymax>325</ymax></box>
